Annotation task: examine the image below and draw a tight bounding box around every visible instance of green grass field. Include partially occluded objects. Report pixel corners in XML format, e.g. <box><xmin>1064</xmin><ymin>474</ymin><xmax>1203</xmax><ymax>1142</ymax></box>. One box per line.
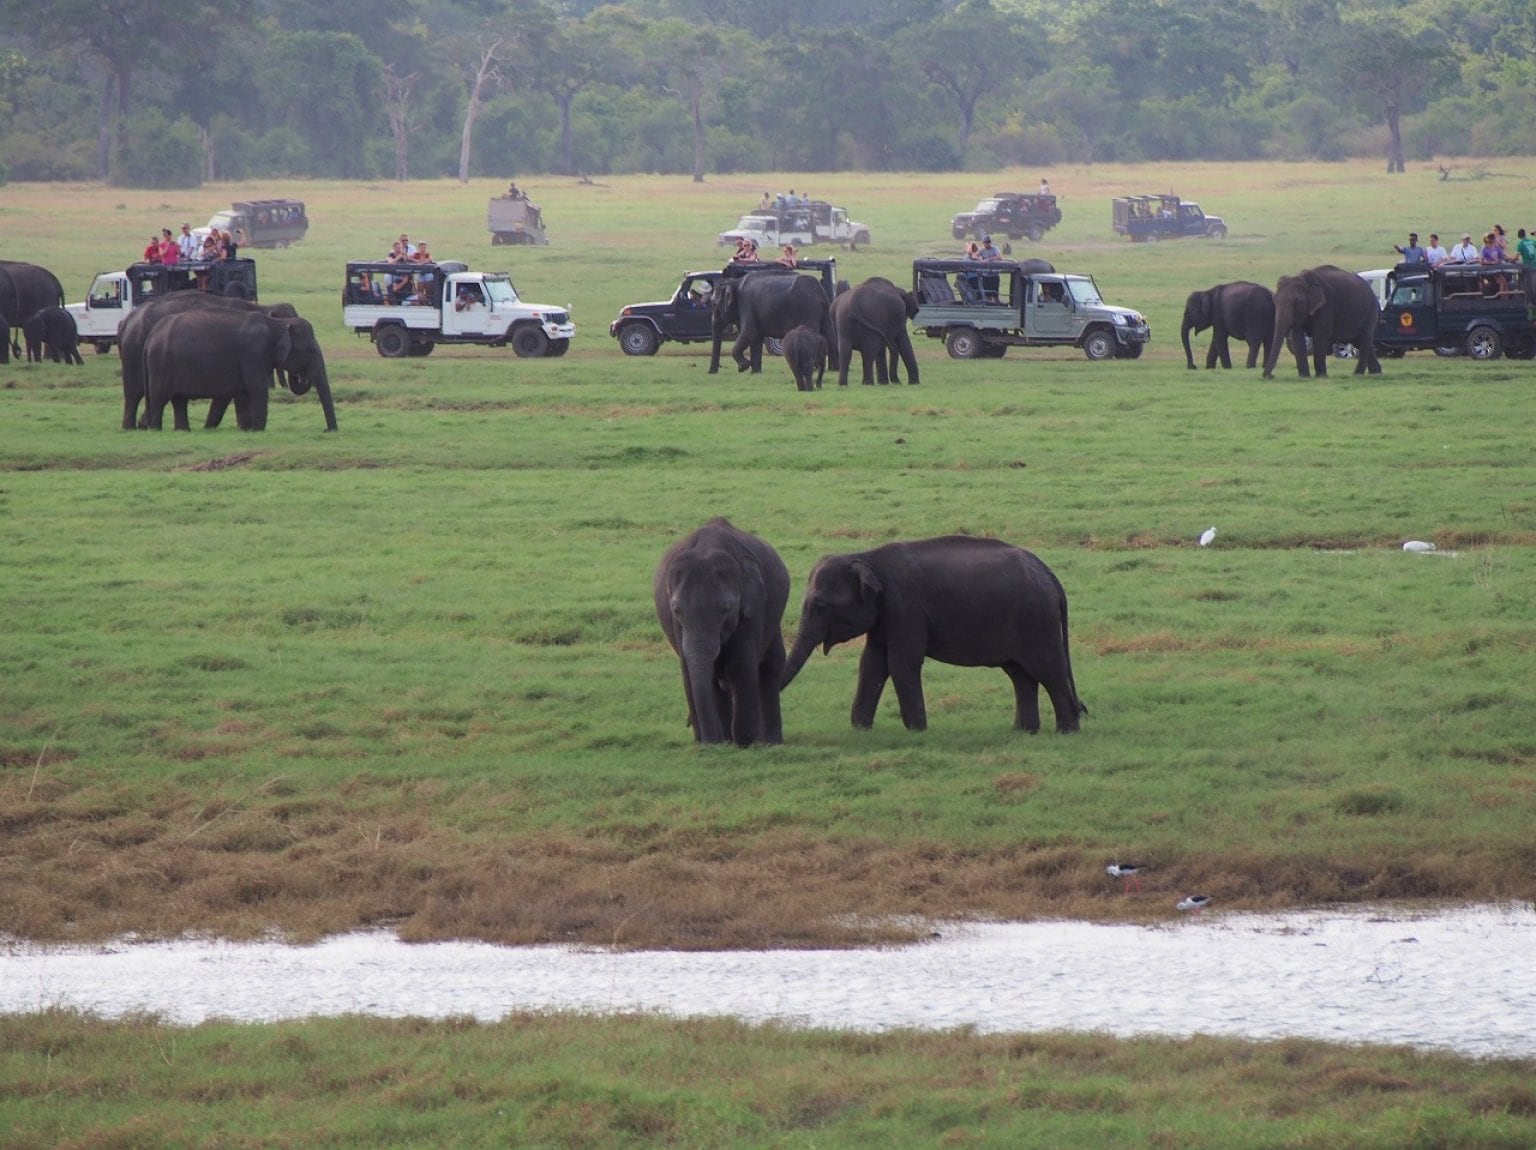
<box><xmin>2</xmin><ymin>161</ymin><xmax>1534</xmax><ymax>1144</ymax></box>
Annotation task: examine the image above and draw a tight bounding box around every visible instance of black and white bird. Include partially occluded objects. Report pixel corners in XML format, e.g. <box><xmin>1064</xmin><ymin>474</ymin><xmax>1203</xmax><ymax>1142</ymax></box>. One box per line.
<box><xmin>1176</xmin><ymin>894</ymin><xmax>1211</xmax><ymax>913</ymax></box>
<box><xmin>1106</xmin><ymin>863</ymin><xmax>1147</xmax><ymax>892</ymax></box>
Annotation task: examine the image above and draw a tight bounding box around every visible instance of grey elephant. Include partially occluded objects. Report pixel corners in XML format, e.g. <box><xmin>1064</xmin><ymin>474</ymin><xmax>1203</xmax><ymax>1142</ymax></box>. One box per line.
<box><xmin>142</xmin><ymin>308</ymin><xmax>336</xmax><ymax>432</ymax></box>
<box><xmin>119</xmin><ymin>293</ymin><xmax>301</xmax><ymax>429</ymax></box>
<box><xmin>1263</xmin><ymin>265</ymin><xmax>1382</xmax><ymax>378</ymax></box>
<box><xmin>1181</xmin><ymin>281</ymin><xmax>1274</xmax><ymax>370</ymax></box>
<box><xmin>0</xmin><ymin>260</ymin><xmax>65</xmax><ymax>360</ymax></box>
<box><xmin>709</xmin><ymin>271</ymin><xmax>834</xmax><ymax>375</ymax></box>
<box><xmin>830</xmin><ymin>276</ymin><xmax>921</xmax><ymax>387</ymax></box>
<box><xmin>654</xmin><ymin>517</ymin><xmax>791</xmax><ymax>746</ymax></box>
<box><xmin>782</xmin><ymin>535</ymin><xmax>1086</xmax><ymax>734</ymax></box>
<box><xmin>22</xmin><ymin>307</ymin><xmax>84</xmax><ymax>365</ymax></box>
<box><xmin>780</xmin><ymin>324</ymin><xmax>826</xmax><ymax>391</ymax></box>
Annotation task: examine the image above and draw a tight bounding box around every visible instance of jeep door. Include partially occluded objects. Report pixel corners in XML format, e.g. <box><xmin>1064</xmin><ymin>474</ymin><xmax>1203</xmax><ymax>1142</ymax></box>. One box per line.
<box><xmin>1029</xmin><ymin>278</ymin><xmax>1074</xmax><ymax>339</ymax></box>
<box><xmin>670</xmin><ymin>275</ymin><xmax>718</xmax><ymax>342</ymax></box>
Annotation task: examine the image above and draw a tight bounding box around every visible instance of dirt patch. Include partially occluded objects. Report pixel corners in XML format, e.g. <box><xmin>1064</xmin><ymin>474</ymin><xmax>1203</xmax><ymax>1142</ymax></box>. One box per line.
<box><xmin>185</xmin><ymin>453</ymin><xmax>263</xmax><ymax>472</ymax></box>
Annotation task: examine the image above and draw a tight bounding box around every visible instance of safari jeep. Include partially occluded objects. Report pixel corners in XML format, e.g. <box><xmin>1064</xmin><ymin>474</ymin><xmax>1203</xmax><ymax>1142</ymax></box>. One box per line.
<box><xmin>1373</xmin><ymin>260</ymin><xmax>1536</xmax><ymax>360</ymax></box>
<box><xmin>911</xmin><ymin>257</ymin><xmax>1150</xmax><ymax>361</ymax></box>
<box><xmin>343</xmin><ymin>260</ymin><xmax>574</xmax><ymax>358</ymax></box>
<box><xmin>65</xmin><ymin>258</ymin><xmax>259</xmax><ymax>351</ymax></box>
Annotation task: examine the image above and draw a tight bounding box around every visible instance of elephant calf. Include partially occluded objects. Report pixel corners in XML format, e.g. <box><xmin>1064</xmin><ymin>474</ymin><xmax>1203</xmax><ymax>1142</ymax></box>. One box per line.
<box><xmin>654</xmin><ymin>517</ymin><xmax>791</xmax><ymax>747</ymax></box>
<box><xmin>23</xmin><ymin>307</ymin><xmax>84</xmax><ymax>365</ymax></box>
<box><xmin>783</xmin><ymin>535</ymin><xmax>1086</xmax><ymax>734</ymax></box>
<box><xmin>780</xmin><ymin>325</ymin><xmax>826</xmax><ymax>391</ymax></box>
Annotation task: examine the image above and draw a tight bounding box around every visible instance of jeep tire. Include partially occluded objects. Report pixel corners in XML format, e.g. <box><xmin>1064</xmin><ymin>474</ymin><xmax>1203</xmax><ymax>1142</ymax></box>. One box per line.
<box><xmin>1466</xmin><ymin>325</ymin><xmax>1503</xmax><ymax>361</ymax></box>
<box><xmin>1081</xmin><ymin>329</ymin><xmax>1116</xmax><ymax>361</ymax></box>
<box><xmin>618</xmin><ymin>324</ymin><xmax>659</xmax><ymax>356</ymax></box>
<box><xmin>945</xmin><ymin>328</ymin><xmax>983</xmax><ymax>360</ymax></box>
<box><xmin>511</xmin><ymin>326</ymin><xmax>550</xmax><ymax>358</ymax></box>
<box><xmin>374</xmin><ymin>324</ymin><xmax>409</xmax><ymax>358</ymax></box>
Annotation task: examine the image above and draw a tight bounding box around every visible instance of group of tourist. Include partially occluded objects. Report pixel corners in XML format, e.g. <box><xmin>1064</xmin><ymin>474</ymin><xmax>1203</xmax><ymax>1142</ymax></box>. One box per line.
<box><xmin>1393</xmin><ymin>224</ymin><xmax>1536</xmax><ymax>268</ymax></box>
<box><xmin>730</xmin><ymin>236</ymin><xmax>799</xmax><ymax>267</ymax></box>
<box><xmin>139</xmin><ymin>223</ymin><xmax>240</xmax><ymax>266</ymax></box>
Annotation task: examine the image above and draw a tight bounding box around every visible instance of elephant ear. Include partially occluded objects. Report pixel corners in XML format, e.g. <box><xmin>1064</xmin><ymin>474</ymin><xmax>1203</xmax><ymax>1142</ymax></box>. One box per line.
<box><xmin>850</xmin><ymin>559</ymin><xmax>882</xmax><ymax>602</ymax></box>
<box><xmin>1303</xmin><ymin>275</ymin><xmax>1329</xmax><ymax>317</ymax></box>
<box><xmin>739</xmin><ymin>556</ymin><xmax>764</xmax><ymax>620</ymax></box>
<box><xmin>272</xmin><ymin>322</ymin><xmax>293</xmax><ymax>365</ymax></box>
<box><xmin>901</xmin><ymin>290</ymin><xmax>920</xmax><ymax>319</ymax></box>
<box><xmin>1188</xmin><ymin>292</ymin><xmax>1210</xmax><ymax>325</ymax></box>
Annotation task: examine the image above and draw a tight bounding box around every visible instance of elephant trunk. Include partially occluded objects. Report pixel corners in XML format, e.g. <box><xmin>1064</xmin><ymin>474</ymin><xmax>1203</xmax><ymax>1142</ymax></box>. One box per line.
<box><xmin>781</xmin><ymin>615</ymin><xmax>822</xmax><ymax>689</ymax></box>
<box><xmin>1262</xmin><ymin>316</ymin><xmax>1288</xmax><ymax>378</ymax></box>
<box><xmin>303</xmin><ymin>354</ymin><xmax>338</xmax><ymax>431</ymax></box>
<box><xmin>682</xmin><ymin>630</ymin><xmax>725</xmax><ymax>744</ymax></box>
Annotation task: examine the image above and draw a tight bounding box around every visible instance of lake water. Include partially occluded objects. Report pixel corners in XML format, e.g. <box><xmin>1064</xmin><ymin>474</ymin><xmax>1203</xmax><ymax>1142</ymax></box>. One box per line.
<box><xmin>4</xmin><ymin>903</ymin><xmax>1532</xmax><ymax>1058</ymax></box>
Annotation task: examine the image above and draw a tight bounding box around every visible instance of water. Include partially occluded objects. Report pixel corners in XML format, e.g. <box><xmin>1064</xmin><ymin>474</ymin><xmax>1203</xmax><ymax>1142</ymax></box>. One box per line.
<box><xmin>4</xmin><ymin>904</ymin><xmax>1533</xmax><ymax>1058</ymax></box>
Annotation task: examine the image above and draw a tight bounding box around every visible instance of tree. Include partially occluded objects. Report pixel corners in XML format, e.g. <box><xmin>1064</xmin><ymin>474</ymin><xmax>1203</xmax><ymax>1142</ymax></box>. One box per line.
<box><xmin>641</xmin><ymin>18</ymin><xmax>740</xmax><ymax>182</ymax></box>
<box><xmin>898</xmin><ymin>0</ymin><xmax>1040</xmax><ymax>154</ymax></box>
<box><xmin>0</xmin><ymin>0</ymin><xmax>254</xmax><ymax>179</ymax></box>
<box><xmin>1333</xmin><ymin>2</ymin><xmax>1459</xmax><ymax>171</ymax></box>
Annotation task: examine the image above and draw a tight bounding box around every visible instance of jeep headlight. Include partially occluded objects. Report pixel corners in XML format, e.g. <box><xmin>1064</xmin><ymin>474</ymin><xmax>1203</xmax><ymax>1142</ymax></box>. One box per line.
<box><xmin>1112</xmin><ymin>312</ymin><xmax>1126</xmax><ymax>325</ymax></box>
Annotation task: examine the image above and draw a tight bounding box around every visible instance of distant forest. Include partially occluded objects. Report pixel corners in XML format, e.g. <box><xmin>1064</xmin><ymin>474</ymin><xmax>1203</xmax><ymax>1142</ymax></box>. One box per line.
<box><xmin>1</xmin><ymin>0</ymin><xmax>1532</xmax><ymax>186</ymax></box>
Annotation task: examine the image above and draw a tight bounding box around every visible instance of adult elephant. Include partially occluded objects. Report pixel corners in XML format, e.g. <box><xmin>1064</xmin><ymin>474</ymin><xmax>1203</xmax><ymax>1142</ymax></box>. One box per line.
<box><xmin>830</xmin><ymin>276</ymin><xmax>920</xmax><ymax>387</ymax></box>
<box><xmin>142</xmin><ymin>309</ymin><xmax>336</xmax><ymax>432</ymax></box>
<box><xmin>22</xmin><ymin>307</ymin><xmax>84</xmax><ymax>365</ymax></box>
<box><xmin>1263</xmin><ymin>265</ymin><xmax>1382</xmax><ymax>379</ymax></box>
<box><xmin>708</xmin><ymin>270</ymin><xmax>833</xmax><ymax>375</ymax></box>
<box><xmin>1181</xmin><ymin>281</ymin><xmax>1274</xmax><ymax>370</ymax></box>
<box><xmin>780</xmin><ymin>324</ymin><xmax>826</xmax><ymax>391</ymax></box>
<box><xmin>119</xmin><ymin>293</ymin><xmax>300</xmax><ymax>429</ymax></box>
<box><xmin>1018</xmin><ymin>258</ymin><xmax>1055</xmax><ymax>275</ymax></box>
<box><xmin>782</xmin><ymin>535</ymin><xmax>1086</xmax><ymax>734</ymax></box>
<box><xmin>653</xmin><ymin>517</ymin><xmax>790</xmax><ymax>747</ymax></box>
<box><xmin>0</xmin><ymin>260</ymin><xmax>65</xmax><ymax>360</ymax></box>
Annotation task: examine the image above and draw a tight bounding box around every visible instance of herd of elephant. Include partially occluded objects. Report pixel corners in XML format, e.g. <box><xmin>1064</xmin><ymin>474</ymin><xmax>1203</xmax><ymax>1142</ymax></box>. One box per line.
<box><xmin>654</xmin><ymin>517</ymin><xmax>1088</xmax><ymax>746</ymax></box>
<box><xmin>0</xmin><ymin>259</ymin><xmax>336</xmax><ymax>432</ymax></box>
<box><xmin>707</xmin><ymin>271</ymin><xmax>923</xmax><ymax>390</ymax></box>
<box><xmin>0</xmin><ymin>260</ymin><xmax>83</xmax><ymax>367</ymax></box>
<box><xmin>1179</xmin><ymin>265</ymin><xmax>1383</xmax><ymax>379</ymax></box>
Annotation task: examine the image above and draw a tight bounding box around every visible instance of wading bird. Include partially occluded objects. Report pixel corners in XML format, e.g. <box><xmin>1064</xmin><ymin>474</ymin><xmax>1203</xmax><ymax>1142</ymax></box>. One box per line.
<box><xmin>1106</xmin><ymin>863</ymin><xmax>1146</xmax><ymax>892</ymax></box>
<box><xmin>1176</xmin><ymin>895</ymin><xmax>1211</xmax><ymax>913</ymax></box>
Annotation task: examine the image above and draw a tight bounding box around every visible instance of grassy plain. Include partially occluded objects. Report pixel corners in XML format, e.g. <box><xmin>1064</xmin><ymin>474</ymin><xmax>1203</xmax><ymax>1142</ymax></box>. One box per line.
<box><xmin>1</xmin><ymin>162</ymin><xmax>1535</xmax><ymax>1143</ymax></box>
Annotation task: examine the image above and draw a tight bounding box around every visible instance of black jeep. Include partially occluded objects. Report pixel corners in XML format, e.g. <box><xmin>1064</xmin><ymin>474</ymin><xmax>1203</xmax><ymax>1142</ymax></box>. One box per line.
<box><xmin>949</xmin><ymin>193</ymin><xmax>1062</xmax><ymax>243</ymax></box>
<box><xmin>1374</xmin><ymin>261</ymin><xmax>1536</xmax><ymax>360</ymax></box>
<box><xmin>609</xmin><ymin>258</ymin><xmax>839</xmax><ymax>356</ymax></box>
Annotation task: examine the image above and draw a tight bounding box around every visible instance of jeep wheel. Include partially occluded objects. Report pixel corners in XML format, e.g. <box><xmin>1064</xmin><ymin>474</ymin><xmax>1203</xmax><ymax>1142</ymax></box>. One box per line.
<box><xmin>407</xmin><ymin>340</ymin><xmax>434</xmax><ymax>357</ymax></box>
<box><xmin>945</xmin><ymin>329</ymin><xmax>982</xmax><ymax>360</ymax></box>
<box><xmin>1433</xmin><ymin>343</ymin><xmax>1464</xmax><ymax>358</ymax></box>
<box><xmin>1026</xmin><ymin>224</ymin><xmax>1044</xmax><ymax>242</ymax></box>
<box><xmin>546</xmin><ymin>338</ymin><xmax>571</xmax><ymax>357</ymax></box>
<box><xmin>1466</xmin><ymin>325</ymin><xmax>1503</xmax><ymax>360</ymax></box>
<box><xmin>1379</xmin><ymin>347</ymin><xmax>1405</xmax><ymax>359</ymax></box>
<box><xmin>979</xmin><ymin>344</ymin><xmax>1007</xmax><ymax>358</ymax></box>
<box><xmin>94</xmin><ymin>341</ymin><xmax>113</xmax><ymax>355</ymax></box>
<box><xmin>1208</xmin><ymin>225</ymin><xmax>1228</xmax><ymax>239</ymax></box>
<box><xmin>374</xmin><ymin>324</ymin><xmax>409</xmax><ymax>358</ymax></box>
<box><xmin>1081</xmin><ymin>329</ymin><xmax>1116</xmax><ymax>361</ymax></box>
<box><xmin>1116</xmin><ymin>342</ymin><xmax>1144</xmax><ymax>360</ymax></box>
<box><xmin>511</xmin><ymin>326</ymin><xmax>550</xmax><ymax>358</ymax></box>
<box><xmin>765</xmin><ymin>337</ymin><xmax>783</xmax><ymax>357</ymax></box>
<box><xmin>618</xmin><ymin>324</ymin><xmax>659</xmax><ymax>356</ymax></box>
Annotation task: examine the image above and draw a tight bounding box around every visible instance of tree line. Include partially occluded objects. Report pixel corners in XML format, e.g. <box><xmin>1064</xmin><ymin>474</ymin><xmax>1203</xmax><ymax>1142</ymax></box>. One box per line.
<box><xmin>0</xmin><ymin>0</ymin><xmax>1530</xmax><ymax>187</ymax></box>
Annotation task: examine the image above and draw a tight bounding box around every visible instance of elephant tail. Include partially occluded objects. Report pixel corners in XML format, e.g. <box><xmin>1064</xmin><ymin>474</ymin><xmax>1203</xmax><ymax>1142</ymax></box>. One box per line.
<box><xmin>1059</xmin><ymin>595</ymin><xmax>1088</xmax><ymax>718</ymax></box>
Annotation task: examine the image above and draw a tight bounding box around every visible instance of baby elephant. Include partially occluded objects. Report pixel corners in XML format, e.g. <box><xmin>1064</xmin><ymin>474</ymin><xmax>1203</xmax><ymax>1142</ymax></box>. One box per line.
<box><xmin>654</xmin><ymin>517</ymin><xmax>791</xmax><ymax>746</ymax></box>
<box><xmin>780</xmin><ymin>324</ymin><xmax>826</xmax><ymax>391</ymax></box>
<box><xmin>23</xmin><ymin>307</ymin><xmax>84</xmax><ymax>365</ymax></box>
<box><xmin>782</xmin><ymin>535</ymin><xmax>1086</xmax><ymax>733</ymax></box>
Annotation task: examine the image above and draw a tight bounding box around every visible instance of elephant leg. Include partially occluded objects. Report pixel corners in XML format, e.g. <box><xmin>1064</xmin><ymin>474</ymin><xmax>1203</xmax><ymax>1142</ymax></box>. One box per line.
<box><xmin>731</xmin><ymin>331</ymin><xmax>752</xmax><ymax>372</ymax></box>
<box><xmin>749</xmin><ymin>339</ymin><xmax>763</xmax><ymax>374</ymax></box>
<box><xmin>757</xmin><ymin>645</ymin><xmax>785</xmax><ymax>745</ymax></box>
<box><xmin>1245</xmin><ymin>339</ymin><xmax>1262</xmax><ymax>369</ymax></box>
<box><xmin>898</xmin><ymin>334</ymin><xmax>920</xmax><ymax>385</ymax></box>
<box><xmin>1214</xmin><ymin>325</ymin><xmax>1233</xmax><ymax>368</ymax></box>
<box><xmin>1003</xmin><ymin>664</ymin><xmax>1042</xmax><ymax>733</ymax></box>
<box><xmin>206</xmin><ymin>396</ymin><xmax>231</xmax><ymax>429</ymax></box>
<box><xmin>851</xmin><ymin>641</ymin><xmax>891</xmax><ymax>728</ymax></box>
<box><xmin>171</xmin><ymin>397</ymin><xmax>193</xmax><ymax>431</ymax></box>
<box><xmin>872</xmin><ymin>345</ymin><xmax>890</xmax><ymax>385</ymax></box>
<box><xmin>885</xmin><ymin>650</ymin><xmax>928</xmax><ymax>732</ymax></box>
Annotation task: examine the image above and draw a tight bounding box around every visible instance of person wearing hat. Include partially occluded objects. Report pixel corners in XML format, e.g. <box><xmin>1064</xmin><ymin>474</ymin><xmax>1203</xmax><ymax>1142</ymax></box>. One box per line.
<box><xmin>976</xmin><ymin>234</ymin><xmax>1002</xmax><ymax>260</ymax></box>
<box><xmin>1393</xmin><ymin>232</ymin><xmax>1426</xmax><ymax>264</ymax></box>
<box><xmin>1449</xmin><ymin>232</ymin><xmax>1480</xmax><ymax>262</ymax></box>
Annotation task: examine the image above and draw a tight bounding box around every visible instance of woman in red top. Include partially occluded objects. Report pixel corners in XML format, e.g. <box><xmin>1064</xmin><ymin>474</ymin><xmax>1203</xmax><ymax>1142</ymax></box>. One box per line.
<box><xmin>158</xmin><ymin>229</ymin><xmax>180</xmax><ymax>266</ymax></box>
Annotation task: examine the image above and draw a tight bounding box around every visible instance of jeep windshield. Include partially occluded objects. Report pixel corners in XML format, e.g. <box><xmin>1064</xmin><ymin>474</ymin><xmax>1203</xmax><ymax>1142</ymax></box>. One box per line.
<box><xmin>972</xmin><ymin>199</ymin><xmax>1004</xmax><ymax>212</ymax></box>
<box><xmin>483</xmin><ymin>276</ymin><xmax>519</xmax><ymax>304</ymax></box>
<box><xmin>1066</xmin><ymin>278</ymin><xmax>1104</xmax><ymax>306</ymax></box>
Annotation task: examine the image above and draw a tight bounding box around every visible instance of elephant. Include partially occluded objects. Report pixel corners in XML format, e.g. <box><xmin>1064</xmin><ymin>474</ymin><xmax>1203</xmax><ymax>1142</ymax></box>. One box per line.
<box><xmin>653</xmin><ymin>517</ymin><xmax>791</xmax><ymax>747</ymax></box>
<box><xmin>1263</xmin><ymin>265</ymin><xmax>1382</xmax><ymax>378</ymax></box>
<box><xmin>142</xmin><ymin>308</ymin><xmax>336</xmax><ymax>432</ymax></box>
<box><xmin>780</xmin><ymin>324</ymin><xmax>826</xmax><ymax>391</ymax></box>
<box><xmin>782</xmin><ymin>535</ymin><xmax>1086</xmax><ymax>734</ymax></box>
<box><xmin>0</xmin><ymin>260</ymin><xmax>65</xmax><ymax>360</ymax></box>
<box><xmin>1180</xmin><ymin>281</ymin><xmax>1274</xmax><ymax>370</ymax></box>
<box><xmin>0</xmin><ymin>316</ymin><xmax>9</xmax><ymax>365</ymax></box>
<box><xmin>1018</xmin><ymin>258</ymin><xmax>1056</xmax><ymax>275</ymax></box>
<box><xmin>830</xmin><ymin>276</ymin><xmax>921</xmax><ymax>387</ymax></box>
<box><xmin>22</xmin><ymin>307</ymin><xmax>84</xmax><ymax>365</ymax></box>
<box><xmin>709</xmin><ymin>270</ymin><xmax>834</xmax><ymax>375</ymax></box>
<box><xmin>119</xmin><ymin>293</ymin><xmax>301</xmax><ymax>429</ymax></box>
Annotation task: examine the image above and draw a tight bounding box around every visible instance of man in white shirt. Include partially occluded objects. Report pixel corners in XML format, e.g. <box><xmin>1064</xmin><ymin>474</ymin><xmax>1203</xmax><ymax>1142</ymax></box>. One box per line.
<box><xmin>1424</xmin><ymin>234</ymin><xmax>1449</xmax><ymax>265</ymax></box>
<box><xmin>176</xmin><ymin>223</ymin><xmax>199</xmax><ymax>262</ymax></box>
<box><xmin>1449</xmin><ymin>233</ymin><xmax>1479</xmax><ymax>262</ymax></box>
